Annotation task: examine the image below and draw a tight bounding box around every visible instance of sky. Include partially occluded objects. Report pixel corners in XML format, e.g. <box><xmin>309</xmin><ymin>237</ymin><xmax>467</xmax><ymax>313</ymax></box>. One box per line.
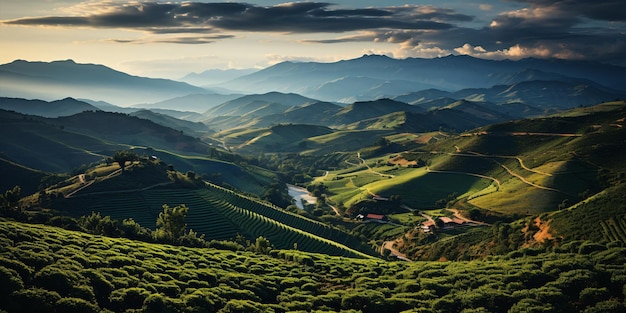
<box><xmin>1</xmin><ymin>0</ymin><xmax>625</xmax><ymax>79</ymax></box>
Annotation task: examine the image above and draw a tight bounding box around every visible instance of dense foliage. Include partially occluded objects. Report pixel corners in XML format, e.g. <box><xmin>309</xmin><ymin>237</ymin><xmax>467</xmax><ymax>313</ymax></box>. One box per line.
<box><xmin>1</xmin><ymin>220</ymin><xmax>625</xmax><ymax>313</ymax></box>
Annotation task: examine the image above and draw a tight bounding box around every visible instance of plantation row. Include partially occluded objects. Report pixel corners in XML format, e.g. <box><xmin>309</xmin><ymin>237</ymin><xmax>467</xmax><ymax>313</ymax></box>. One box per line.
<box><xmin>201</xmin><ymin>183</ymin><xmax>365</xmax><ymax>248</ymax></box>
<box><xmin>195</xmin><ymin>189</ymin><xmax>369</xmax><ymax>258</ymax></box>
<box><xmin>54</xmin><ymin>184</ymin><xmax>368</xmax><ymax>256</ymax></box>
<box><xmin>600</xmin><ymin>218</ymin><xmax>626</xmax><ymax>243</ymax></box>
<box><xmin>1</xmin><ymin>220</ymin><xmax>625</xmax><ymax>313</ymax></box>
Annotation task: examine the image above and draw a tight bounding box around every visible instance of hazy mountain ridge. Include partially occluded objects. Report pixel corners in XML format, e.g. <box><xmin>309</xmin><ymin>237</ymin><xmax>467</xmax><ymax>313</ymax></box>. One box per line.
<box><xmin>0</xmin><ymin>59</ymin><xmax>207</xmax><ymax>105</ymax></box>
<box><xmin>179</xmin><ymin>68</ymin><xmax>258</xmax><ymax>86</ymax></box>
<box><xmin>220</xmin><ymin>55</ymin><xmax>626</xmax><ymax>101</ymax></box>
<box><xmin>135</xmin><ymin>93</ymin><xmax>243</xmax><ymax>113</ymax></box>
<box><xmin>0</xmin><ymin>97</ymin><xmax>99</xmax><ymax>117</ymax></box>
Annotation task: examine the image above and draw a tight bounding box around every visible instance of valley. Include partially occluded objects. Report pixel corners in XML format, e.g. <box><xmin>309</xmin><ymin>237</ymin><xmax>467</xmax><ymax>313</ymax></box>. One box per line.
<box><xmin>0</xmin><ymin>55</ymin><xmax>625</xmax><ymax>313</ymax></box>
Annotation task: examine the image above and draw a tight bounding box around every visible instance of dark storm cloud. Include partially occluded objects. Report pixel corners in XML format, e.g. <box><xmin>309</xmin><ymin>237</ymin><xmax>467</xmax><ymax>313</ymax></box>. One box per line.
<box><xmin>305</xmin><ymin>0</ymin><xmax>626</xmax><ymax>65</ymax></box>
<box><xmin>3</xmin><ymin>2</ymin><xmax>469</xmax><ymax>33</ymax></box>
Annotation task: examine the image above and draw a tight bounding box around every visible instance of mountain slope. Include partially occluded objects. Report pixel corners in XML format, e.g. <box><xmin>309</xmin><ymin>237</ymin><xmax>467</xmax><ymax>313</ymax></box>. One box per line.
<box><xmin>203</xmin><ymin>92</ymin><xmax>319</xmax><ymax>117</ymax></box>
<box><xmin>331</xmin><ymin>98</ymin><xmax>424</xmax><ymax>126</ymax></box>
<box><xmin>221</xmin><ymin>55</ymin><xmax>626</xmax><ymax>101</ymax></box>
<box><xmin>0</xmin><ymin>97</ymin><xmax>99</xmax><ymax>117</ymax></box>
<box><xmin>454</xmin><ymin>80</ymin><xmax>625</xmax><ymax>109</ymax></box>
<box><xmin>0</xmin><ymin>109</ymin><xmax>119</xmax><ymax>172</ymax></box>
<box><xmin>0</xmin><ymin>60</ymin><xmax>206</xmax><ymax>105</ymax></box>
<box><xmin>129</xmin><ymin>110</ymin><xmax>212</xmax><ymax>136</ymax></box>
<box><xmin>51</xmin><ymin>111</ymin><xmax>211</xmax><ymax>155</ymax></box>
<box><xmin>136</xmin><ymin>93</ymin><xmax>242</xmax><ymax>113</ymax></box>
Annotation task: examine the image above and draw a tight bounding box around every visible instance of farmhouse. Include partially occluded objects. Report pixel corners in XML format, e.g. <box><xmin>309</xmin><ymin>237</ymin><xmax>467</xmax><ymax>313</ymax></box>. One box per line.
<box><xmin>356</xmin><ymin>213</ymin><xmax>389</xmax><ymax>223</ymax></box>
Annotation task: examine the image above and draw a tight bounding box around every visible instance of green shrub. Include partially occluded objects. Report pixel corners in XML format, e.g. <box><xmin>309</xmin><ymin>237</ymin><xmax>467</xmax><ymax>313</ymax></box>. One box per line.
<box><xmin>0</xmin><ymin>258</ymin><xmax>33</xmax><ymax>282</ymax></box>
<box><xmin>83</xmin><ymin>269</ymin><xmax>114</xmax><ymax>307</ymax></box>
<box><xmin>341</xmin><ymin>289</ymin><xmax>385</xmax><ymax>313</ymax></box>
<box><xmin>0</xmin><ymin>266</ymin><xmax>23</xmax><ymax>305</ymax></box>
<box><xmin>109</xmin><ymin>287</ymin><xmax>151</xmax><ymax>311</ymax></box>
<box><xmin>142</xmin><ymin>294</ymin><xmax>183</xmax><ymax>313</ymax></box>
<box><xmin>33</xmin><ymin>265</ymin><xmax>83</xmax><ymax>296</ymax></box>
<box><xmin>579</xmin><ymin>287</ymin><xmax>610</xmax><ymax>307</ymax></box>
<box><xmin>582</xmin><ymin>300</ymin><xmax>626</xmax><ymax>313</ymax></box>
<box><xmin>218</xmin><ymin>299</ymin><xmax>267</xmax><ymax>313</ymax></box>
<box><xmin>8</xmin><ymin>288</ymin><xmax>61</xmax><ymax>313</ymax></box>
<box><xmin>578</xmin><ymin>242</ymin><xmax>607</xmax><ymax>254</ymax></box>
<box><xmin>508</xmin><ymin>298</ymin><xmax>553</xmax><ymax>313</ymax></box>
<box><xmin>55</xmin><ymin>297</ymin><xmax>99</xmax><ymax>313</ymax></box>
<box><xmin>181</xmin><ymin>289</ymin><xmax>219</xmax><ymax>313</ymax></box>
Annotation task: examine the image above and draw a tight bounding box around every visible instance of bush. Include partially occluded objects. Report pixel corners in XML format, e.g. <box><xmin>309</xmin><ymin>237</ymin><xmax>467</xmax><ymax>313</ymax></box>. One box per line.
<box><xmin>33</xmin><ymin>265</ymin><xmax>82</xmax><ymax>296</ymax></box>
<box><xmin>143</xmin><ymin>294</ymin><xmax>183</xmax><ymax>313</ymax></box>
<box><xmin>508</xmin><ymin>299</ymin><xmax>554</xmax><ymax>313</ymax></box>
<box><xmin>182</xmin><ymin>289</ymin><xmax>218</xmax><ymax>313</ymax></box>
<box><xmin>0</xmin><ymin>266</ymin><xmax>23</xmax><ymax>304</ymax></box>
<box><xmin>219</xmin><ymin>299</ymin><xmax>267</xmax><ymax>313</ymax></box>
<box><xmin>8</xmin><ymin>288</ymin><xmax>61</xmax><ymax>313</ymax></box>
<box><xmin>109</xmin><ymin>287</ymin><xmax>151</xmax><ymax>311</ymax></box>
<box><xmin>583</xmin><ymin>300</ymin><xmax>626</xmax><ymax>313</ymax></box>
<box><xmin>55</xmin><ymin>297</ymin><xmax>99</xmax><ymax>313</ymax></box>
<box><xmin>341</xmin><ymin>289</ymin><xmax>385</xmax><ymax>313</ymax></box>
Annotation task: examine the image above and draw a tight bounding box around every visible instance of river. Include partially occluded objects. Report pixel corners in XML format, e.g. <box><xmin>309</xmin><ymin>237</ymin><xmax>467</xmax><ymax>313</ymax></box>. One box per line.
<box><xmin>286</xmin><ymin>184</ymin><xmax>317</xmax><ymax>209</ymax></box>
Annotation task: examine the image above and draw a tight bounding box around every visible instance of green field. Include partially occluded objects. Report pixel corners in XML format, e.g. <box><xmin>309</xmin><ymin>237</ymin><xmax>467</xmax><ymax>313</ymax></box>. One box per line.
<box><xmin>54</xmin><ymin>183</ymin><xmax>370</xmax><ymax>258</ymax></box>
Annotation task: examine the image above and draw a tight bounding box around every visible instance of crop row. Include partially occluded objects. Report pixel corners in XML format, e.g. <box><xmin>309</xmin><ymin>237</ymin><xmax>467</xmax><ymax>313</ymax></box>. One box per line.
<box><xmin>202</xmin><ymin>195</ymin><xmax>367</xmax><ymax>257</ymax></box>
<box><xmin>59</xmin><ymin>193</ymin><xmax>157</xmax><ymax>228</ymax></box>
<box><xmin>201</xmin><ymin>183</ymin><xmax>363</xmax><ymax>247</ymax></box>
<box><xmin>141</xmin><ymin>189</ymin><xmax>239</xmax><ymax>240</ymax></box>
<box><xmin>600</xmin><ymin>217</ymin><xmax>626</xmax><ymax>242</ymax></box>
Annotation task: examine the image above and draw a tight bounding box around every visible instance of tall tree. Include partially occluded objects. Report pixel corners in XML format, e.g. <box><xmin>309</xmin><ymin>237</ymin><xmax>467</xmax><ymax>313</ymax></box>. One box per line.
<box><xmin>112</xmin><ymin>150</ymin><xmax>138</xmax><ymax>173</ymax></box>
<box><xmin>155</xmin><ymin>204</ymin><xmax>188</xmax><ymax>244</ymax></box>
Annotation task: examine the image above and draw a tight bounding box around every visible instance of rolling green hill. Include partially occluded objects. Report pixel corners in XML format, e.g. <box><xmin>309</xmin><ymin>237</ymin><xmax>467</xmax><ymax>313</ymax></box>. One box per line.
<box><xmin>0</xmin><ymin>97</ymin><xmax>99</xmax><ymax>117</ymax></box>
<box><xmin>316</xmin><ymin>101</ymin><xmax>625</xmax><ymax>215</ymax></box>
<box><xmin>0</xmin><ymin>109</ymin><xmax>121</xmax><ymax>172</ymax></box>
<box><xmin>129</xmin><ymin>109</ymin><xmax>212</xmax><ymax>136</ymax></box>
<box><xmin>52</xmin><ymin>111</ymin><xmax>211</xmax><ymax>155</ymax></box>
<box><xmin>52</xmin><ymin>177</ymin><xmax>370</xmax><ymax>257</ymax></box>
<box><xmin>0</xmin><ymin>158</ymin><xmax>63</xmax><ymax>196</ymax></box>
<box><xmin>1</xmin><ymin>219</ymin><xmax>624</xmax><ymax>312</ymax></box>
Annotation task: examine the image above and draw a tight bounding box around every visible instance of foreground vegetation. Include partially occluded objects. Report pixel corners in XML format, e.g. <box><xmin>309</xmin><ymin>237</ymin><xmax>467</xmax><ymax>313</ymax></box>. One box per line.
<box><xmin>1</xmin><ymin>219</ymin><xmax>625</xmax><ymax>313</ymax></box>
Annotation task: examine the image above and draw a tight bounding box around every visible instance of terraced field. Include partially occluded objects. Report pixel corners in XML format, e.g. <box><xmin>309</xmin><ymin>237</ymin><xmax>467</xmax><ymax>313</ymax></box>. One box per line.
<box><xmin>54</xmin><ymin>183</ymin><xmax>371</xmax><ymax>258</ymax></box>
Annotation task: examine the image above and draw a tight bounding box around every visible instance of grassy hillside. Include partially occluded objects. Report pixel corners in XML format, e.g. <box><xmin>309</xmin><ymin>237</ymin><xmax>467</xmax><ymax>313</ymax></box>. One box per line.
<box><xmin>1</xmin><ymin>219</ymin><xmax>624</xmax><ymax>313</ymax></box>
<box><xmin>52</xmin><ymin>111</ymin><xmax>211</xmax><ymax>155</ymax></box>
<box><xmin>129</xmin><ymin>110</ymin><xmax>212</xmax><ymax>136</ymax></box>
<box><xmin>0</xmin><ymin>97</ymin><xmax>99</xmax><ymax>118</ymax></box>
<box><xmin>0</xmin><ymin>158</ymin><xmax>64</xmax><ymax>196</ymax></box>
<box><xmin>315</xmin><ymin>102</ymin><xmax>625</xmax><ymax>215</ymax></box>
<box><xmin>0</xmin><ymin>109</ymin><xmax>121</xmax><ymax>172</ymax></box>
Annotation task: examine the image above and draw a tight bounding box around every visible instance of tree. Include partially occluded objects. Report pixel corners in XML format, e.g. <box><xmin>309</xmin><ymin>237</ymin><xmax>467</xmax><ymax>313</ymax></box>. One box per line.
<box><xmin>252</xmin><ymin>236</ymin><xmax>273</xmax><ymax>254</ymax></box>
<box><xmin>155</xmin><ymin>204</ymin><xmax>188</xmax><ymax>244</ymax></box>
<box><xmin>3</xmin><ymin>185</ymin><xmax>21</xmax><ymax>208</ymax></box>
<box><xmin>112</xmin><ymin>150</ymin><xmax>138</xmax><ymax>173</ymax></box>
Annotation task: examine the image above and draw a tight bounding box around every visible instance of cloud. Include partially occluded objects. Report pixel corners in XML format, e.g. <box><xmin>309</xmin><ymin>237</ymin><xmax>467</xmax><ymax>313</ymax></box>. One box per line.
<box><xmin>108</xmin><ymin>35</ymin><xmax>235</xmax><ymax>45</ymax></box>
<box><xmin>512</xmin><ymin>0</ymin><xmax>626</xmax><ymax>22</ymax></box>
<box><xmin>2</xmin><ymin>1</ymin><xmax>625</xmax><ymax>65</ymax></box>
<box><xmin>3</xmin><ymin>2</ymin><xmax>470</xmax><ymax>33</ymax></box>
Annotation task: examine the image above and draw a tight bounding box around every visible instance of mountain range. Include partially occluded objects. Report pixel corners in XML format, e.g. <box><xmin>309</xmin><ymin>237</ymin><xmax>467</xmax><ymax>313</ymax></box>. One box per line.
<box><xmin>0</xmin><ymin>60</ymin><xmax>207</xmax><ymax>105</ymax></box>
<box><xmin>219</xmin><ymin>54</ymin><xmax>626</xmax><ymax>102</ymax></box>
<box><xmin>2</xmin><ymin>55</ymin><xmax>624</xmax><ymax>109</ymax></box>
